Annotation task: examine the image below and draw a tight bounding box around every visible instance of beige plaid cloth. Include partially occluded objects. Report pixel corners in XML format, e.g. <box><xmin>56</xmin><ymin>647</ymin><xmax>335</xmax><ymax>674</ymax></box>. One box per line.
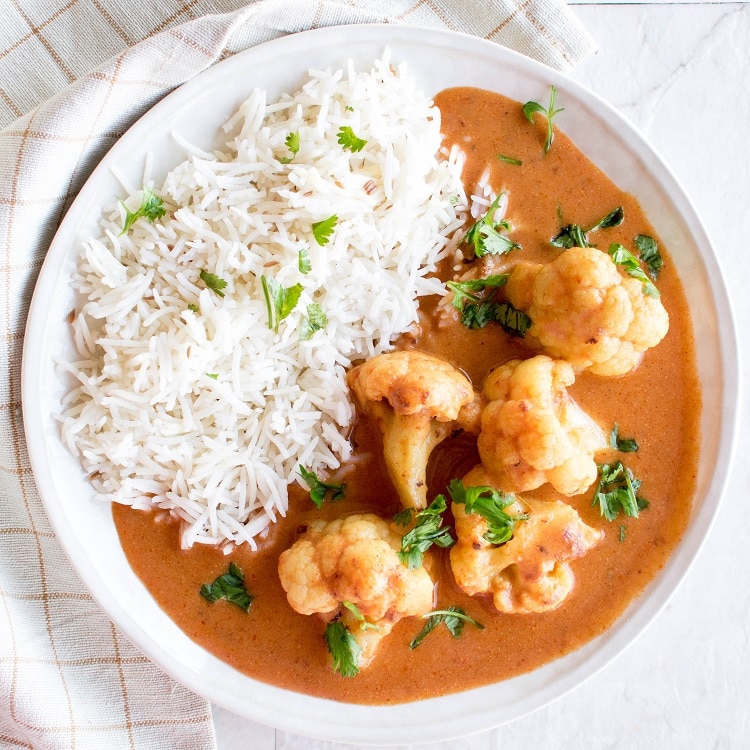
<box><xmin>0</xmin><ymin>1</ymin><xmax>595</xmax><ymax>748</ymax></box>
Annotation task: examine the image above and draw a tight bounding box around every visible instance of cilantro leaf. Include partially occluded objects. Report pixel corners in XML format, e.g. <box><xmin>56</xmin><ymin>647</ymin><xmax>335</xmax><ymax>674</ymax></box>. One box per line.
<box><xmin>462</xmin><ymin>192</ymin><xmax>520</xmax><ymax>258</ymax></box>
<box><xmin>592</xmin><ymin>461</ymin><xmax>649</xmax><ymax>522</ymax></box>
<box><xmin>446</xmin><ymin>275</ymin><xmax>529</xmax><ymax>336</ymax></box>
<box><xmin>448</xmin><ymin>479</ymin><xmax>528</xmax><ymax>546</ymax></box>
<box><xmin>279</xmin><ymin>131</ymin><xmax>300</xmax><ymax>163</ymax></box>
<box><xmin>498</xmin><ymin>153</ymin><xmax>522</xmax><ymax>166</ymax></box>
<box><xmin>298</xmin><ymin>248</ymin><xmax>312</xmax><ymax>274</ymax></box>
<box><xmin>312</xmin><ymin>215</ymin><xmax>337</xmax><ymax>246</ymax></box>
<box><xmin>409</xmin><ymin>606</ymin><xmax>485</xmax><ymax>649</ymax></box>
<box><xmin>522</xmin><ymin>86</ymin><xmax>564</xmax><ymax>154</ymax></box>
<box><xmin>200</xmin><ymin>562</ymin><xmax>253</xmax><ymax>612</ymax></box>
<box><xmin>397</xmin><ymin>495</ymin><xmax>455</xmax><ymax>569</ymax></box>
<box><xmin>337</xmin><ymin>125</ymin><xmax>367</xmax><ymax>152</ymax></box>
<box><xmin>299</xmin><ymin>302</ymin><xmax>328</xmax><ymax>341</ymax></box>
<box><xmin>119</xmin><ymin>187</ymin><xmax>166</xmax><ymax>235</ymax></box>
<box><xmin>324</xmin><ymin>620</ymin><xmax>361</xmax><ymax>677</ymax></box>
<box><xmin>634</xmin><ymin>234</ymin><xmax>663</xmax><ymax>280</ymax></box>
<box><xmin>609</xmin><ymin>423</ymin><xmax>639</xmax><ymax>453</ymax></box>
<box><xmin>299</xmin><ymin>465</ymin><xmax>346</xmax><ymax>508</ymax></box>
<box><xmin>551</xmin><ymin>206</ymin><xmax>624</xmax><ymax>249</ymax></box>
<box><xmin>199</xmin><ymin>269</ymin><xmax>228</xmax><ymax>298</ymax></box>
<box><xmin>446</xmin><ymin>275</ymin><xmax>509</xmax><ymax>311</ymax></box>
<box><xmin>608</xmin><ymin>243</ymin><xmax>660</xmax><ymax>297</ymax></box>
<box><xmin>261</xmin><ymin>276</ymin><xmax>303</xmax><ymax>333</ymax></box>
<box><xmin>493</xmin><ymin>302</ymin><xmax>531</xmax><ymax>338</ymax></box>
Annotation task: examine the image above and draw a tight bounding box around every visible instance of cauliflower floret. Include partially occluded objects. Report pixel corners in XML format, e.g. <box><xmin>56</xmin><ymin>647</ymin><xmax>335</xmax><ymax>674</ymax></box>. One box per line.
<box><xmin>450</xmin><ymin>466</ymin><xmax>602</xmax><ymax>614</ymax></box>
<box><xmin>477</xmin><ymin>355</ymin><xmax>607</xmax><ymax>496</ymax></box>
<box><xmin>347</xmin><ymin>350</ymin><xmax>478</xmax><ymax>509</ymax></box>
<box><xmin>278</xmin><ymin>513</ymin><xmax>434</xmax><ymax>668</ymax></box>
<box><xmin>505</xmin><ymin>246</ymin><xmax>669</xmax><ymax>376</ymax></box>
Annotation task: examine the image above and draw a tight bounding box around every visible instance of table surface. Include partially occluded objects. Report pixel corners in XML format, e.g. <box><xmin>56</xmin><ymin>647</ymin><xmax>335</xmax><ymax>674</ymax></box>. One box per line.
<box><xmin>211</xmin><ymin>2</ymin><xmax>750</xmax><ymax>748</ymax></box>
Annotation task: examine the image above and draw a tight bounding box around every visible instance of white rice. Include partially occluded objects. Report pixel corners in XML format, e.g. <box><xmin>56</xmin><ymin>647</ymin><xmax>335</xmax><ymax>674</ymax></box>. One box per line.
<box><xmin>56</xmin><ymin>53</ymin><xmax>467</xmax><ymax>550</ymax></box>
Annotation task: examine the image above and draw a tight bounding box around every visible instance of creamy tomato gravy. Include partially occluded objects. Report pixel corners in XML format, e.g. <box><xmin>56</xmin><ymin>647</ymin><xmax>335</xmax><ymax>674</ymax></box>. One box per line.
<box><xmin>113</xmin><ymin>87</ymin><xmax>701</xmax><ymax>704</ymax></box>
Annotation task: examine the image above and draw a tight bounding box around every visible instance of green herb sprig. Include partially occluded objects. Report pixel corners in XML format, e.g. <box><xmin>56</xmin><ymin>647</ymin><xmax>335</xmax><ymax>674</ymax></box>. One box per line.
<box><xmin>261</xmin><ymin>276</ymin><xmax>303</xmax><ymax>333</ymax></box>
<box><xmin>324</xmin><ymin>620</ymin><xmax>361</xmax><ymax>677</ymax></box>
<box><xmin>299</xmin><ymin>465</ymin><xmax>346</xmax><ymax>508</ymax></box>
<box><xmin>199</xmin><ymin>269</ymin><xmax>228</xmax><ymax>298</ymax></box>
<box><xmin>396</xmin><ymin>495</ymin><xmax>455</xmax><ymax>569</ymax></box>
<box><xmin>337</xmin><ymin>126</ymin><xmax>367</xmax><ymax>153</ymax></box>
<box><xmin>608</xmin><ymin>243</ymin><xmax>660</xmax><ymax>297</ymax></box>
<box><xmin>279</xmin><ymin>131</ymin><xmax>300</xmax><ymax>163</ymax></box>
<box><xmin>299</xmin><ymin>302</ymin><xmax>328</xmax><ymax>341</ymax></box>
<box><xmin>522</xmin><ymin>86</ymin><xmax>564</xmax><ymax>154</ymax></box>
<box><xmin>462</xmin><ymin>192</ymin><xmax>520</xmax><ymax>258</ymax></box>
<box><xmin>592</xmin><ymin>461</ymin><xmax>649</xmax><ymax>522</ymax></box>
<box><xmin>447</xmin><ymin>479</ymin><xmax>528</xmax><ymax>546</ymax></box>
<box><xmin>409</xmin><ymin>606</ymin><xmax>485</xmax><ymax>649</ymax></box>
<box><xmin>609</xmin><ymin>423</ymin><xmax>639</xmax><ymax>453</ymax></box>
<box><xmin>551</xmin><ymin>206</ymin><xmax>624</xmax><ymax>249</ymax></box>
<box><xmin>200</xmin><ymin>562</ymin><xmax>253</xmax><ymax>612</ymax></box>
<box><xmin>119</xmin><ymin>187</ymin><xmax>166</xmax><ymax>235</ymax></box>
<box><xmin>312</xmin><ymin>215</ymin><xmax>338</xmax><ymax>246</ymax></box>
<box><xmin>634</xmin><ymin>234</ymin><xmax>663</xmax><ymax>280</ymax></box>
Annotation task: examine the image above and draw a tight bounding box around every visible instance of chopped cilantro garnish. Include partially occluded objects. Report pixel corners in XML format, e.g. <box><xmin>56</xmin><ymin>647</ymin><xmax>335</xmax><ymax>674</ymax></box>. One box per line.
<box><xmin>324</xmin><ymin>620</ymin><xmax>360</xmax><ymax>677</ymax></box>
<box><xmin>311</xmin><ymin>215</ymin><xmax>337</xmax><ymax>246</ymax></box>
<box><xmin>409</xmin><ymin>606</ymin><xmax>484</xmax><ymax>649</ymax></box>
<box><xmin>446</xmin><ymin>275</ymin><xmax>510</xmax><ymax>310</ymax></box>
<box><xmin>592</xmin><ymin>461</ymin><xmax>649</xmax><ymax>522</ymax></box>
<box><xmin>493</xmin><ymin>302</ymin><xmax>532</xmax><ymax>338</ymax></box>
<box><xmin>446</xmin><ymin>274</ymin><xmax>529</xmax><ymax>336</ymax></box>
<box><xmin>609</xmin><ymin>423</ymin><xmax>639</xmax><ymax>453</ymax></box>
<box><xmin>634</xmin><ymin>234</ymin><xmax>663</xmax><ymax>280</ymax></box>
<box><xmin>200</xmin><ymin>562</ymin><xmax>253</xmax><ymax>612</ymax></box>
<box><xmin>298</xmin><ymin>247</ymin><xmax>312</xmax><ymax>274</ymax></box>
<box><xmin>337</xmin><ymin>125</ymin><xmax>367</xmax><ymax>152</ymax></box>
<box><xmin>498</xmin><ymin>153</ymin><xmax>522</xmax><ymax>166</ymax></box>
<box><xmin>279</xmin><ymin>131</ymin><xmax>300</xmax><ymax>163</ymax></box>
<box><xmin>261</xmin><ymin>276</ymin><xmax>303</xmax><ymax>333</ymax></box>
<box><xmin>119</xmin><ymin>187</ymin><xmax>166</xmax><ymax>235</ymax></box>
<box><xmin>608</xmin><ymin>243</ymin><xmax>660</xmax><ymax>297</ymax></box>
<box><xmin>199</xmin><ymin>269</ymin><xmax>228</xmax><ymax>298</ymax></box>
<box><xmin>397</xmin><ymin>495</ymin><xmax>455</xmax><ymax>569</ymax></box>
<box><xmin>462</xmin><ymin>192</ymin><xmax>520</xmax><ymax>258</ymax></box>
<box><xmin>551</xmin><ymin>206</ymin><xmax>624</xmax><ymax>249</ymax></box>
<box><xmin>299</xmin><ymin>302</ymin><xmax>328</xmax><ymax>341</ymax></box>
<box><xmin>447</xmin><ymin>479</ymin><xmax>528</xmax><ymax>546</ymax></box>
<box><xmin>522</xmin><ymin>86</ymin><xmax>564</xmax><ymax>154</ymax></box>
<box><xmin>298</xmin><ymin>465</ymin><xmax>346</xmax><ymax>508</ymax></box>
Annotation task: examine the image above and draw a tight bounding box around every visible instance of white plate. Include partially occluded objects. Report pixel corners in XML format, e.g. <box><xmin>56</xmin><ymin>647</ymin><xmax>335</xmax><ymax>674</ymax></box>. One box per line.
<box><xmin>22</xmin><ymin>24</ymin><xmax>740</xmax><ymax>745</ymax></box>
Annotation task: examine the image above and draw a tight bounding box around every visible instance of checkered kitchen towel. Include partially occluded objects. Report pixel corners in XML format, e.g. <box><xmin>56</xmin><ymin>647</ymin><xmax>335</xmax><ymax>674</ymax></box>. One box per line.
<box><xmin>0</xmin><ymin>1</ymin><xmax>595</xmax><ymax>748</ymax></box>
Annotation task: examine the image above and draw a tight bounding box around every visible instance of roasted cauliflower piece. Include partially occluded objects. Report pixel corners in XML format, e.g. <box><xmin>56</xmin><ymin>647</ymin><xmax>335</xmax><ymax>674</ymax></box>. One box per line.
<box><xmin>477</xmin><ymin>355</ymin><xmax>607</xmax><ymax>496</ymax></box>
<box><xmin>347</xmin><ymin>350</ymin><xmax>477</xmax><ymax>509</ymax></box>
<box><xmin>505</xmin><ymin>246</ymin><xmax>669</xmax><ymax>376</ymax></box>
<box><xmin>450</xmin><ymin>467</ymin><xmax>602</xmax><ymax>614</ymax></box>
<box><xmin>277</xmin><ymin>513</ymin><xmax>434</xmax><ymax>669</ymax></box>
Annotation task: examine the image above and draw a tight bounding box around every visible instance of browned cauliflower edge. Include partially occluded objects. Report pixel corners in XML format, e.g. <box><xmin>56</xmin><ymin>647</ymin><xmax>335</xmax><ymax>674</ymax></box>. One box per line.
<box><xmin>449</xmin><ymin>466</ymin><xmax>602</xmax><ymax>614</ymax></box>
<box><xmin>277</xmin><ymin>513</ymin><xmax>435</xmax><ymax>670</ymax></box>
<box><xmin>505</xmin><ymin>246</ymin><xmax>669</xmax><ymax>376</ymax></box>
<box><xmin>347</xmin><ymin>350</ymin><xmax>478</xmax><ymax>509</ymax></box>
<box><xmin>477</xmin><ymin>354</ymin><xmax>607</xmax><ymax>496</ymax></box>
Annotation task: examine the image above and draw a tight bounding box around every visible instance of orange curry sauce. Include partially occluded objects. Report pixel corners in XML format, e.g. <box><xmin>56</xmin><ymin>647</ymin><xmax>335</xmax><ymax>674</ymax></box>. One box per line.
<box><xmin>113</xmin><ymin>88</ymin><xmax>701</xmax><ymax>704</ymax></box>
